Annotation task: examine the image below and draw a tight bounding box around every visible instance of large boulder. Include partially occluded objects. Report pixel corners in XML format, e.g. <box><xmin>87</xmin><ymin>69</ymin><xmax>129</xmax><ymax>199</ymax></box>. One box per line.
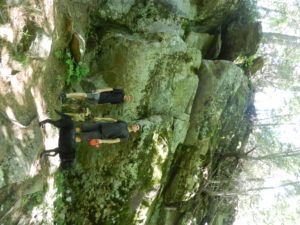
<box><xmin>85</xmin><ymin>31</ymin><xmax>200</xmax><ymax>120</ymax></box>
<box><xmin>93</xmin><ymin>0</ymin><xmax>241</xmax><ymax>34</ymax></box>
<box><xmin>185</xmin><ymin>32</ymin><xmax>222</xmax><ymax>59</ymax></box>
<box><xmin>65</xmin><ymin>30</ymin><xmax>202</xmax><ymax>224</ymax></box>
<box><xmin>145</xmin><ymin>60</ymin><xmax>254</xmax><ymax>225</ymax></box>
<box><xmin>185</xmin><ymin>60</ymin><xmax>247</xmax><ymax>146</ymax></box>
<box><xmin>193</xmin><ymin>0</ymin><xmax>241</xmax><ymax>32</ymax></box>
<box><xmin>220</xmin><ymin>21</ymin><xmax>262</xmax><ymax>61</ymax></box>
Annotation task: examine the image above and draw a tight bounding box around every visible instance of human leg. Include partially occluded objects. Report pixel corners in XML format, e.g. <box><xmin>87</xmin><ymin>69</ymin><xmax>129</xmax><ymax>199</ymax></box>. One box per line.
<box><xmin>78</xmin><ymin>130</ymin><xmax>102</xmax><ymax>142</ymax></box>
<box><xmin>79</xmin><ymin>122</ymin><xmax>100</xmax><ymax>132</ymax></box>
<box><xmin>76</xmin><ymin>122</ymin><xmax>102</xmax><ymax>142</ymax></box>
<box><xmin>66</xmin><ymin>92</ymin><xmax>88</xmax><ymax>100</ymax></box>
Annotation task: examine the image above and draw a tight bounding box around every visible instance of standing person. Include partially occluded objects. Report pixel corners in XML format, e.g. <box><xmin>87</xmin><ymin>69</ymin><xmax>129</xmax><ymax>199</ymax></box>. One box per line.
<box><xmin>75</xmin><ymin>117</ymin><xmax>140</xmax><ymax>145</ymax></box>
<box><xmin>60</xmin><ymin>88</ymin><xmax>133</xmax><ymax>104</ymax></box>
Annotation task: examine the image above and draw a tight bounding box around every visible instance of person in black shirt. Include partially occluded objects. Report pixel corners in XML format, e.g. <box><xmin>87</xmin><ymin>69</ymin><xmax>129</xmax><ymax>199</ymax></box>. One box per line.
<box><xmin>75</xmin><ymin>117</ymin><xmax>140</xmax><ymax>144</ymax></box>
<box><xmin>61</xmin><ymin>88</ymin><xmax>133</xmax><ymax>104</ymax></box>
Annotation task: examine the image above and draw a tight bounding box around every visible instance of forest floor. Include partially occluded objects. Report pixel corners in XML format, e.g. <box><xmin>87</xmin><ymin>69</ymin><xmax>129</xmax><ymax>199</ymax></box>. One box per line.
<box><xmin>0</xmin><ymin>0</ymin><xmax>82</xmax><ymax>223</ymax></box>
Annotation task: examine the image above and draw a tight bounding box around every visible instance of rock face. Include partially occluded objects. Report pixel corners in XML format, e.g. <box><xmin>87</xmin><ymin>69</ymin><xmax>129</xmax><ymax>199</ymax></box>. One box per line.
<box><xmin>60</xmin><ymin>1</ymin><xmax>258</xmax><ymax>225</ymax></box>
<box><xmin>194</xmin><ymin>0</ymin><xmax>240</xmax><ymax>32</ymax></box>
<box><xmin>0</xmin><ymin>0</ymin><xmax>259</xmax><ymax>224</ymax></box>
<box><xmin>220</xmin><ymin>21</ymin><xmax>262</xmax><ymax>61</ymax></box>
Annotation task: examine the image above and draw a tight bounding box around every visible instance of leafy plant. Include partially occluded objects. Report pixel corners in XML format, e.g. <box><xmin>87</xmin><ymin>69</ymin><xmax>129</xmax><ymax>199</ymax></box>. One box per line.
<box><xmin>54</xmin><ymin>50</ymin><xmax>64</xmax><ymax>60</ymax></box>
<box><xmin>235</xmin><ymin>55</ymin><xmax>255</xmax><ymax>68</ymax></box>
<box><xmin>12</xmin><ymin>54</ymin><xmax>29</xmax><ymax>65</ymax></box>
<box><xmin>54</xmin><ymin>50</ymin><xmax>89</xmax><ymax>86</ymax></box>
<box><xmin>23</xmin><ymin>191</ymin><xmax>45</xmax><ymax>213</ymax></box>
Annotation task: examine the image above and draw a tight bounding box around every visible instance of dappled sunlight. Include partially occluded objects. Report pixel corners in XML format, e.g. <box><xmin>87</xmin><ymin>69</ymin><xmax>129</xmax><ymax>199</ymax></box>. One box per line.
<box><xmin>9</xmin><ymin>65</ymin><xmax>34</xmax><ymax>105</ymax></box>
<box><xmin>29</xmin><ymin>159</ymin><xmax>41</xmax><ymax>177</ymax></box>
<box><xmin>0</xmin><ymin>46</ymin><xmax>12</xmax><ymax>85</ymax></box>
<box><xmin>30</xmin><ymin>85</ymin><xmax>60</xmax><ymax>172</ymax></box>
<box><xmin>0</xmin><ymin>24</ymin><xmax>14</xmax><ymax>43</ymax></box>
<box><xmin>11</xmin><ymin>66</ymin><xmax>33</xmax><ymax>92</ymax></box>
<box><xmin>0</xmin><ymin>46</ymin><xmax>34</xmax><ymax>105</ymax></box>
<box><xmin>47</xmin><ymin>153</ymin><xmax>60</xmax><ymax>174</ymax></box>
<box><xmin>187</xmin><ymin>218</ymin><xmax>197</xmax><ymax>225</ymax></box>
<box><xmin>29</xmin><ymin>176</ymin><xmax>57</xmax><ymax>224</ymax></box>
<box><xmin>7</xmin><ymin>7</ymin><xmax>26</xmax><ymax>43</ymax></box>
<box><xmin>3</xmin><ymin>106</ymin><xmax>34</xmax><ymax>142</ymax></box>
<box><xmin>42</xmin><ymin>0</ymin><xmax>55</xmax><ymax>32</ymax></box>
<box><xmin>30</xmin><ymin>85</ymin><xmax>47</xmax><ymax>121</ymax></box>
<box><xmin>134</xmin><ymin>132</ymin><xmax>170</xmax><ymax>225</ymax></box>
<box><xmin>134</xmin><ymin>187</ymin><xmax>161</xmax><ymax>225</ymax></box>
<box><xmin>1</xmin><ymin>125</ymin><xmax>9</xmax><ymax>138</ymax></box>
<box><xmin>0</xmin><ymin>0</ymin><xmax>60</xmax><ymax>223</ymax></box>
<box><xmin>5</xmin><ymin>106</ymin><xmax>25</xmax><ymax>129</ymax></box>
<box><xmin>152</xmin><ymin>132</ymin><xmax>169</xmax><ymax>182</ymax></box>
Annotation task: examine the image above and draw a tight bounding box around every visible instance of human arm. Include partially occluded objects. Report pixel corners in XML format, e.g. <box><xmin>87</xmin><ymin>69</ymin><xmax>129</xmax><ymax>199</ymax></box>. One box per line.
<box><xmin>93</xmin><ymin>117</ymin><xmax>117</xmax><ymax>122</ymax></box>
<box><xmin>63</xmin><ymin>112</ymin><xmax>86</xmax><ymax>121</ymax></box>
<box><xmin>93</xmin><ymin>88</ymin><xmax>114</xmax><ymax>93</ymax></box>
<box><xmin>64</xmin><ymin>112</ymin><xmax>79</xmax><ymax>117</ymax></box>
<box><xmin>98</xmin><ymin>138</ymin><xmax>121</xmax><ymax>144</ymax></box>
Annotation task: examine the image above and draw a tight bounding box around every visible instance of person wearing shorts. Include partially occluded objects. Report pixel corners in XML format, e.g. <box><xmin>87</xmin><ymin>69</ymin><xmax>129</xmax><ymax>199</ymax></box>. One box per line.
<box><xmin>60</xmin><ymin>88</ymin><xmax>133</xmax><ymax>104</ymax></box>
<box><xmin>75</xmin><ymin>118</ymin><xmax>140</xmax><ymax>144</ymax></box>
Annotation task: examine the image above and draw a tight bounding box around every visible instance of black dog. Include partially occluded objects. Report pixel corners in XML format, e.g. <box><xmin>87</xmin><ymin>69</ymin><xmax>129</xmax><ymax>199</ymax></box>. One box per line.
<box><xmin>39</xmin><ymin>110</ymin><xmax>76</xmax><ymax>170</ymax></box>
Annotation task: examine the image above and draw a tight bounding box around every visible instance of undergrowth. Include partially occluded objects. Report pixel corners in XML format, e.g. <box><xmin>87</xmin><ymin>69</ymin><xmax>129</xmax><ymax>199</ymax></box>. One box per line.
<box><xmin>55</xmin><ymin>50</ymin><xmax>89</xmax><ymax>86</ymax></box>
<box><xmin>235</xmin><ymin>55</ymin><xmax>255</xmax><ymax>68</ymax></box>
<box><xmin>54</xmin><ymin>171</ymin><xmax>68</xmax><ymax>225</ymax></box>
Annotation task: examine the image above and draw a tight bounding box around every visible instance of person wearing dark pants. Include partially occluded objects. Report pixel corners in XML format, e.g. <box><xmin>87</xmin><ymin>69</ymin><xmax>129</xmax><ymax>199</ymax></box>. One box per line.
<box><xmin>75</xmin><ymin>117</ymin><xmax>140</xmax><ymax>144</ymax></box>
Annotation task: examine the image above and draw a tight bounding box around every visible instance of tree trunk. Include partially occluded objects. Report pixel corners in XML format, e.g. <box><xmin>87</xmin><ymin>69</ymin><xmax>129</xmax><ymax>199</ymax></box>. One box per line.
<box><xmin>217</xmin><ymin>150</ymin><xmax>300</xmax><ymax>161</ymax></box>
<box><xmin>205</xmin><ymin>181</ymin><xmax>300</xmax><ymax>196</ymax></box>
<box><xmin>263</xmin><ymin>32</ymin><xmax>300</xmax><ymax>47</ymax></box>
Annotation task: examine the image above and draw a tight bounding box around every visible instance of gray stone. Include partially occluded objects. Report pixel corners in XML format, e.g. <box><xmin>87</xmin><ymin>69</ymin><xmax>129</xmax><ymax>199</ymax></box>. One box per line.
<box><xmin>220</xmin><ymin>22</ymin><xmax>262</xmax><ymax>60</ymax></box>
<box><xmin>185</xmin><ymin>60</ymin><xmax>246</xmax><ymax>146</ymax></box>
<box><xmin>193</xmin><ymin>0</ymin><xmax>240</xmax><ymax>32</ymax></box>
<box><xmin>157</xmin><ymin>0</ymin><xmax>198</xmax><ymax>19</ymax></box>
<box><xmin>88</xmin><ymin>32</ymin><xmax>200</xmax><ymax>121</ymax></box>
<box><xmin>185</xmin><ymin>32</ymin><xmax>221</xmax><ymax>59</ymax></box>
<box><xmin>29</xmin><ymin>31</ymin><xmax>52</xmax><ymax>58</ymax></box>
<box><xmin>98</xmin><ymin>0</ymin><xmax>136</xmax><ymax>20</ymax></box>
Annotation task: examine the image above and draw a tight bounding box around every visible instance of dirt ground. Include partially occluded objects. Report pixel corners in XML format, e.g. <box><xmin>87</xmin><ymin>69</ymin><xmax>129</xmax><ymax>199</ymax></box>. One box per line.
<box><xmin>0</xmin><ymin>0</ymin><xmax>89</xmax><ymax>223</ymax></box>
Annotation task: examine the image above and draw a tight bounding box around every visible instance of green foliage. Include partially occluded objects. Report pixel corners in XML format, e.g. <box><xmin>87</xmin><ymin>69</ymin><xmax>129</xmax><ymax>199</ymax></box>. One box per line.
<box><xmin>63</xmin><ymin>161</ymin><xmax>138</xmax><ymax>225</ymax></box>
<box><xmin>23</xmin><ymin>191</ymin><xmax>45</xmax><ymax>213</ymax></box>
<box><xmin>12</xmin><ymin>54</ymin><xmax>29</xmax><ymax>65</ymax></box>
<box><xmin>54</xmin><ymin>171</ymin><xmax>68</xmax><ymax>225</ymax></box>
<box><xmin>55</xmin><ymin>171</ymin><xmax>65</xmax><ymax>193</ymax></box>
<box><xmin>54</xmin><ymin>50</ymin><xmax>89</xmax><ymax>86</ymax></box>
<box><xmin>66</xmin><ymin>53</ymin><xmax>89</xmax><ymax>86</ymax></box>
<box><xmin>235</xmin><ymin>55</ymin><xmax>255</xmax><ymax>68</ymax></box>
<box><xmin>54</xmin><ymin>50</ymin><xmax>64</xmax><ymax>60</ymax></box>
<box><xmin>29</xmin><ymin>191</ymin><xmax>44</xmax><ymax>204</ymax></box>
